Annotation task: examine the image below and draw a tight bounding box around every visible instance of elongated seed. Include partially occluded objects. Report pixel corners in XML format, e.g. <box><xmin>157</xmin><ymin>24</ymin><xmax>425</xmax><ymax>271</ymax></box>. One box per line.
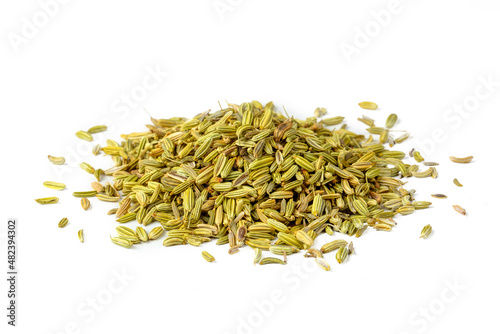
<box><xmin>449</xmin><ymin>156</ymin><xmax>473</xmax><ymax>163</ymax></box>
<box><xmin>315</xmin><ymin>258</ymin><xmax>331</xmax><ymax>271</ymax></box>
<box><xmin>48</xmin><ymin>155</ymin><xmax>65</xmax><ymax>165</ymax></box>
<box><xmin>43</xmin><ymin>181</ymin><xmax>66</xmax><ymax>190</ymax></box>
<box><xmin>453</xmin><ymin>205</ymin><xmax>466</xmax><ymax>215</ymax></box>
<box><xmin>202</xmin><ymin>251</ymin><xmax>215</xmax><ymax>262</ymax></box>
<box><xmin>58</xmin><ymin>217</ymin><xmax>68</xmax><ymax>228</ymax></box>
<box><xmin>259</xmin><ymin>257</ymin><xmax>286</xmax><ymax>265</ymax></box>
<box><xmin>81</xmin><ymin>198</ymin><xmax>91</xmax><ymax>210</ymax></box>
<box><xmin>76</xmin><ymin>130</ymin><xmax>93</xmax><ymax>141</ymax></box>
<box><xmin>35</xmin><ymin>197</ymin><xmax>59</xmax><ymax>204</ymax></box>
<box><xmin>358</xmin><ymin>101</ymin><xmax>378</xmax><ymax>110</ymax></box>
<box><xmin>420</xmin><ymin>225</ymin><xmax>432</xmax><ymax>239</ymax></box>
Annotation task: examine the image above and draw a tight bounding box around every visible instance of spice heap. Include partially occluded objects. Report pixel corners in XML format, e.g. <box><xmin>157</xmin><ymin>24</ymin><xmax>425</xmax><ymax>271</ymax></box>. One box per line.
<box><xmin>38</xmin><ymin>101</ymin><xmax>474</xmax><ymax>269</ymax></box>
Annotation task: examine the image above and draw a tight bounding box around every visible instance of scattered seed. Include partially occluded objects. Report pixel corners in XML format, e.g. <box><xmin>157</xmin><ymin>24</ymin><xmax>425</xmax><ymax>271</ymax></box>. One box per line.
<box><xmin>58</xmin><ymin>218</ymin><xmax>68</xmax><ymax>228</ymax></box>
<box><xmin>48</xmin><ymin>155</ymin><xmax>65</xmax><ymax>165</ymax></box>
<box><xmin>81</xmin><ymin>198</ymin><xmax>91</xmax><ymax>210</ymax></box>
<box><xmin>202</xmin><ymin>251</ymin><xmax>215</xmax><ymax>262</ymax></box>
<box><xmin>420</xmin><ymin>225</ymin><xmax>432</xmax><ymax>239</ymax></box>
<box><xmin>453</xmin><ymin>205</ymin><xmax>466</xmax><ymax>215</ymax></box>
<box><xmin>43</xmin><ymin>181</ymin><xmax>66</xmax><ymax>190</ymax></box>
<box><xmin>449</xmin><ymin>156</ymin><xmax>473</xmax><ymax>164</ymax></box>
<box><xmin>358</xmin><ymin>101</ymin><xmax>378</xmax><ymax>110</ymax></box>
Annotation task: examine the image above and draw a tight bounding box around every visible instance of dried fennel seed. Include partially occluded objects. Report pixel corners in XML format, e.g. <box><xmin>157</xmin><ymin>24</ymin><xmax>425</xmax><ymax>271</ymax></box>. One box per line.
<box><xmin>43</xmin><ymin>181</ymin><xmax>66</xmax><ymax>191</ymax></box>
<box><xmin>420</xmin><ymin>225</ymin><xmax>432</xmax><ymax>239</ymax></box>
<box><xmin>81</xmin><ymin>198</ymin><xmax>91</xmax><ymax>210</ymax></box>
<box><xmin>58</xmin><ymin>217</ymin><xmax>68</xmax><ymax>228</ymax></box>
<box><xmin>48</xmin><ymin>155</ymin><xmax>65</xmax><ymax>165</ymax></box>
<box><xmin>358</xmin><ymin>101</ymin><xmax>378</xmax><ymax>110</ymax></box>
<box><xmin>35</xmin><ymin>197</ymin><xmax>59</xmax><ymax>204</ymax></box>
<box><xmin>449</xmin><ymin>156</ymin><xmax>473</xmax><ymax>164</ymax></box>
<box><xmin>453</xmin><ymin>205</ymin><xmax>466</xmax><ymax>216</ymax></box>
<box><xmin>43</xmin><ymin>100</ymin><xmax>448</xmax><ymax>266</ymax></box>
<box><xmin>202</xmin><ymin>251</ymin><xmax>215</xmax><ymax>262</ymax></box>
<box><xmin>78</xmin><ymin>229</ymin><xmax>84</xmax><ymax>243</ymax></box>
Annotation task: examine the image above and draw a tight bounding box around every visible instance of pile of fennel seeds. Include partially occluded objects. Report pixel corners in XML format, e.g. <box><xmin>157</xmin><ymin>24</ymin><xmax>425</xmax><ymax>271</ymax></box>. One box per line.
<box><xmin>44</xmin><ymin>101</ymin><xmax>440</xmax><ymax>269</ymax></box>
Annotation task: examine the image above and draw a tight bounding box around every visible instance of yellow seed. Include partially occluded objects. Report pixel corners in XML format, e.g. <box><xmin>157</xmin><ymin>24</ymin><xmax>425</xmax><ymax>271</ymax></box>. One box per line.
<box><xmin>87</xmin><ymin>125</ymin><xmax>108</xmax><ymax>134</ymax></box>
<box><xmin>75</xmin><ymin>130</ymin><xmax>93</xmax><ymax>141</ymax></box>
<box><xmin>320</xmin><ymin>239</ymin><xmax>348</xmax><ymax>253</ymax></box>
<box><xmin>148</xmin><ymin>226</ymin><xmax>164</xmax><ymax>240</ymax></box>
<box><xmin>420</xmin><ymin>224</ymin><xmax>432</xmax><ymax>239</ymax></box>
<box><xmin>336</xmin><ymin>246</ymin><xmax>348</xmax><ymax>263</ymax></box>
<box><xmin>78</xmin><ymin>229</ymin><xmax>84</xmax><ymax>243</ymax></box>
<box><xmin>453</xmin><ymin>205</ymin><xmax>466</xmax><ymax>215</ymax></box>
<box><xmin>79</xmin><ymin>162</ymin><xmax>95</xmax><ymax>174</ymax></box>
<box><xmin>253</xmin><ymin>248</ymin><xmax>262</xmax><ymax>265</ymax></box>
<box><xmin>385</xmin><ymin>113</ymin><xmax>398</xmax><ymax>129</ymax></box>
<box><xmin>136</xmin><ymin>227</ymin><xmax>148</xmax><ymax>241</ymax></box>
<box><xmin>358</xmin><ymin>101</ymin><xmax>378</xmax><ymax>110</ymax></box>
<box><xmin>110</xmin><ymin>236</ymin><xmax>133</xmax><ymax>248</ymax></box>
<box><xmin>453</xmin><ymin>178</ymin><xmax>463</xmax><ymax>187</ymax></box>
<box><xmin>315</xmin><ymin>258</ymin><xmax>331</xmax><ymax>271</ymax></box>
<box><xmin>35</xmin><ymin>197</ymin><xmax>59</xmax><ymax>204</ymax></box>
<box><xmin>259</xmin><ymin>257</ymin><xmax>286</xmax><ymax>265</ymax></box>
<box><xmin>449</xmin><ymin>156</ymin><xmax>473</xmax><ymax>163</ymax></box>
<box><xmin>43</xmin><ymin>181</ymin><xmax>66</xmax><ymax>190</ymax></box>
<box><xmin>202</xmin><ymin>251</ymin><xmax>215</xmax><ymax>262</ymax></box>
<box><xmin>58</xmin><ymin>218</ymin><xmax>68</xmax><ymax>228</ymax></box>
<box><xmin>48</xmin><ymin>155</ymin><xmax>65</xmax><ymax>165</ymax></box>
<box><xmin>81</xmin><ymin>198</ymin><xmax>91</xmax><ymax>210</ymax></box>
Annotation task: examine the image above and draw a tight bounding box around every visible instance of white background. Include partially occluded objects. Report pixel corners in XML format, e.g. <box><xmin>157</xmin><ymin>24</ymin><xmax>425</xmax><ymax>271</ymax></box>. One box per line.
<box><xmin>1</xmin><ymin>1</ymin><xmax>500</xmax><ymax>333</ymax></box>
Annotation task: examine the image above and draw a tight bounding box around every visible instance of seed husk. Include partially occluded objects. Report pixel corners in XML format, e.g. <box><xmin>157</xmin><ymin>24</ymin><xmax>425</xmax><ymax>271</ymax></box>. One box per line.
<box><xmin>202</xmin><ymin>251</ymin><xmax>215</xmax><ymax>262</ymax></box>
<box><xmin>58</xmin><ymin>217</ymin><xmax>68</xmax><ymax>228</ymax></box>
<box><xmin>43</xmin><ymin>181</ymin><xmax>66</xmax><ymax>190</ymax></box>
<box><xmin>76</xmin><ymin>130</ymin><xmax>93</xmax><ymax>141</ymax></box>
<box><xmin>453</xmin><ymin>178</ymin><xmax>463</xmax><ymax>187</ymax></box>
<box><xmin>48</xmin><ymin>155</ymin><xmax>65</xmax><ymax>165</ymax></box>
<box><xmin>78</xmin><ymin>229</ymin><xmax>84</xmax><ymax>243</ymax></box>
<box><xmin>81</xmin><ymin>198</ymin><xmax>91</xmax><ymax>210</ymax></box>
<box><xmin>35</xmin><ymin>197</ymin><xmax>59</xmax><ymax>204</ymax></box>
<box><xmin>420</xmin><ymin>225</ymin><xmax>432</xmax><ymax>239</ymax></box>
<box><xmin>453</xmin><ymin>205</ymin><xmax>466</xmax><ymax>215</ymax></box>
<box><xmin>358</xmin><ymin>101</ymin><xmax>378</xmax><ymax>110</ymax></box>
<box><xmin>449</xmin><ymin>156</ymin><xmax>473</xmax><ymax>164</ymax></box>
<box><xmin>431</xmin><ymin>194</ymin><xmax>447</xmax><ymax>199</ymax></box>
